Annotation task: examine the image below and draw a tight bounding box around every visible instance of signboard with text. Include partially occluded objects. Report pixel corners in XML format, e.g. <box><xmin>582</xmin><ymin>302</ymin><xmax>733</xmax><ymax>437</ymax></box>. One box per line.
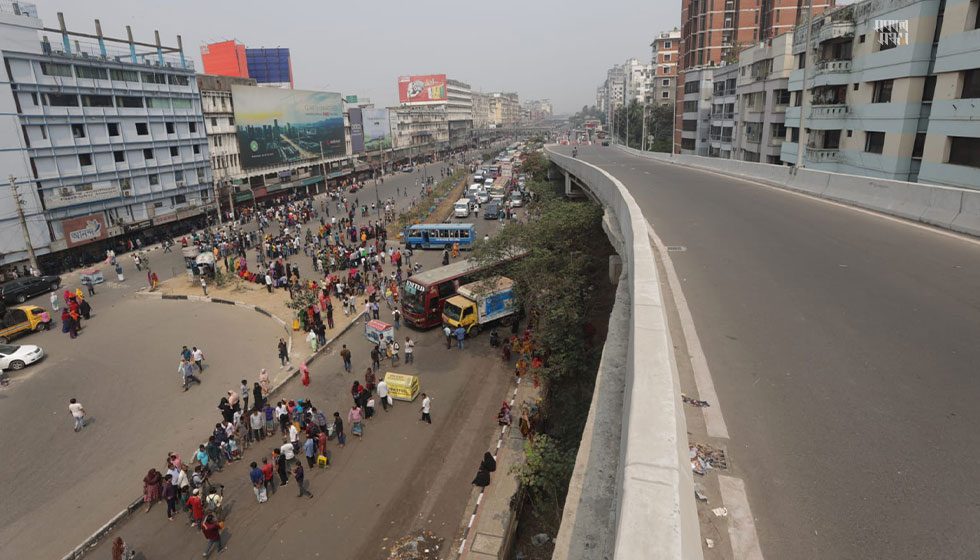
<box><xmin>349</xmin><ymin>107</ymin><xmax>365</xmax><ymax>154</ymax></box>
<box><xmin>398</xmin><ymin>74</ymin><xmax>447</xmax><ymax>104</ymax></box>
<box><xmin>362</xmin><ymin>108</ymin><xmax>392</xmax><ymax>151</ymax></box>
<box><xmin>62</xmin><ymin>213</ymin><xmax>107</xmax><ymax>247</ymax></box>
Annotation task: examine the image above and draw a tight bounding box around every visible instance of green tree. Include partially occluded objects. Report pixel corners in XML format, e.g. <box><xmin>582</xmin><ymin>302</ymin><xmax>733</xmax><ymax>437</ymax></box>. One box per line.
<box><xmin>614</xmin><ymin>101</ymin><xmax>673</xmax><ymax>152</ymax></box>
<box><xmin>511</xmin><ymin>435</ymin><xmax>576</xmax><ymax>528</ymax></box>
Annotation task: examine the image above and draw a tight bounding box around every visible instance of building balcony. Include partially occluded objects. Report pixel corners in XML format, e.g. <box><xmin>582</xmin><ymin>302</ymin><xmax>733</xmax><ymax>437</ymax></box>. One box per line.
<box><xmin>805</xmin><ymin>147</ymin><xmax>840</xmax><ymax>162</ymax></box>
<box><xmin>744</xmin><ymin>133</ymin><xmax>762</xmax><ymax>145</ymax></box>
<box><xmin>817</xmin><ymin>21</ymin><xmax>855</xmax><ymax>45</ymax></box>
<box><xmin>810</xmin><ymin>104</ymin><xmax>849</xmax><ymax>118</ymax></box>
<box><xmin>746</xmin><ymin>104</ymin><xmax>765</xmax><ymax>114</ymax></box>
<box><xmin>814</xmin><ymin>59</ymin><xmax>852</xmax><ymax>75</ymax></box>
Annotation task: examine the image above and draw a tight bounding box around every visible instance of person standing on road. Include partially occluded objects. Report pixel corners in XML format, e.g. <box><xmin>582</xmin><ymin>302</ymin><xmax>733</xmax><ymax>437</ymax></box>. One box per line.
<box><xmin>340</xmin><ymin>344</ymin><xmax>352</xmax><ymax>373</ymax></box>
<box><xmin>192</xmin><ymin>346</ymin><xmax>205</xmax><ymax>373</ymax></box>
<box><xmin>404</xmin><ymin>337</ymin><xmax>415</xmax><ymax>364</ymax></box>
<box><xmin>377</xmin><ymin>378</ymin><xmax>390</xmax><ymax>412</ymax></box>
<box><xmin>249</xmin><ymin>462</ymin><xmax>267</xmax><ymax>503</ymax></box>
<box><xmin>265</xmin><ymin>272</ymin><xmax>273</xmax><ymax>293</ymax></box>
<box><xmin>303</xmin><ymin>436</ymin><xmax>316</xmax><ymax>467</ymax></box>
<box><xmin>273</xmin><ymin>448</ymin><xmax>289</xmax><ymax>486</ymax></box>
<box><xmin>392</xmin><ymin>308</ymin><xmax>401</xmax><ymax>329</ymax></box>
<box><xmin>240</xmin><ymin>379</ymin><xmax>250</xmax><ymax>412</ymax></box>
<box><xmin>294</xmin><ymin>463</ymin><xmax>313</xmax><ymax>499</ymax></box>
<box><xmin>179</xmin><ymin>359</ymin><xmax>201</xmax><ymax>391</ymax></box>
<box><xmin>50</xmin><ymin>292</ymin><xmax>59</xmax><ymax>312</ymax></box>
<box><xmin>420</xmin><ymin>393</ymin><xmax>432</xmax><ymax>424</ymax></box>
<box><xmin>163</xmin><ymin>474</ymin><xmax>178</xmax><ymax>520</ymax></box>
<box><xmin>68</xmin><ymin>398</ymin><xmax>86</xmax><ymax>432</ymax></box>
<box><xmin>444</xmin><ymin>324</ymin><xmax>452</xmax><ymax>349</ymax></box>
<box><xmin>200</xmin><ymin>514</ymin><xmax>225</xmax><ymax>557</ymax></box>
<box><xmin>260</xmin><ymin>457</ymin><xmax>276</xmax><ymax>495</ymax></box>
<box><xmin>187</xmin><ymin>489</ymin><xmax>204</xmax><ymax>527</ymax></box>
<box><xmin>454</xmin><ymin>326</ymin><xmax>466</xmax><ymax>349</ymax></box>
<box><xmin>278</xmin><ymin>338</ymin><xmax>289</xmax><ymax>368</ymax></box>
<box><xmin>250</xmin><ymin>408</ymin><xmax>264</xmax><ymax>442</ymax></box>
<box><xmin>333</xmin><ymin>412</ymin><xmax>346</xmax><ymax>447</ymax></box>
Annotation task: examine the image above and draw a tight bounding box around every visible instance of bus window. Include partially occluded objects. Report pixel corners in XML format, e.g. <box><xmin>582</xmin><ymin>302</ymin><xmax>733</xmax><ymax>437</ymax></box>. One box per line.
<box><xmin>438</xmin><ymin>281</ymin><xmax>455</xmax><ymax>299</ymax></box>
<box><xmin>460</xmin><ymin>230</ymin><xmax>470</xmax><ymax>239</ymax></box>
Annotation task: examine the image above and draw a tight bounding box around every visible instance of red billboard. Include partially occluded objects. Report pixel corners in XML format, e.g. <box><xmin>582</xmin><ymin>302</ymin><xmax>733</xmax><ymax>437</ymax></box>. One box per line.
<box><xmin>62</xmin><ymin>213</ymin><xmax>107</xmax><ymax>247</ymax></box>
<box><xmin>398</xmin><ymin>74</ymin><xmax>447</xmax><ymax>103</ymax></box>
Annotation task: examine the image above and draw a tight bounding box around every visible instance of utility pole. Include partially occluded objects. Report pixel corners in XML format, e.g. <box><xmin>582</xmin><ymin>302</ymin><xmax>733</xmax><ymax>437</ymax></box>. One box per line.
<box><xmin>795</xmin><ymin>0</ymin><xmax>814</xmax><ymax>170</ymax></box>
<box><xmin>625</xmin><ymin>100</ymin><xmax>630</xmax><ymax>148</ymax></box>
<box><xmin>8</xmin><ymin>175</ymin><xmax>39</xmax><ymax>271</ymax></box>
<box><xmin>641</xmin><ymin>103</ymin><xmax>648</xmax><ymax>151</ymax></box>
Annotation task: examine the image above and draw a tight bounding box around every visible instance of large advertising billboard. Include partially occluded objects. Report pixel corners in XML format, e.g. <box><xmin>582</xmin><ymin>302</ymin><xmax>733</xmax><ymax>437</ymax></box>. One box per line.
<box><xmin>362</xmin><ymin>108</ymin><xmax>391</xmax><ymax>151</ymax></box>
<box><xmin>62</xmin><ymin>213</ymin><xmax>107</xmax><ymax>248</ymax></box>
<box><xmin>232</xmin><ymin>85</ymin><xmax>345</xmax><ymax>169</ymax></box>
<box><xmin>398</xmin><ymin>74</ymin><xmax>447</xmax><ymax>104</ymax></box>
<box><xmin>349</xmin><ymin>107</ymin><xmax>365</xmax><ymax>154</ymax></box>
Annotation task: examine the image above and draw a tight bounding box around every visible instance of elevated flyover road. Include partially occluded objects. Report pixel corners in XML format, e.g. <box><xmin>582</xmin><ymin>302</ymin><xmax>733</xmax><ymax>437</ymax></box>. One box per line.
<box><xmin>552</xmin><ymin>145</ymin><xmax>980</xmax><ymax>560</ymax></box>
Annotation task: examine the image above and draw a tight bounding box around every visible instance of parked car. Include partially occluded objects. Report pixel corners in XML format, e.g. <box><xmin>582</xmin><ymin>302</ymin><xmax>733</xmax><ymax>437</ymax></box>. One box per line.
<box><xmin>400</xmin><ymin>165</ymin><xmax>415</xmax><ymax>173</ymax></box>
<box><xmin>509</xmin><ymin>191</ymin><xmax>524</xmax><ymax>208</ymax></box>
<box><xmin>0</xmin><ymin>305</ymin><xmax>51</xmax><ymax>344</ymax></box>
<box><xmin>0</xmin><ymin>343</ymin><xmax>44</xmax><ymax>371</ymax></box>
<box><xmin>483</xmin><ymin>202</ymin><xmax>502</xmax><ymax>220</ymax></box>
<box><xmin>1</xmin><ymin>275</ymin><xmax>61</xmax><ymax>304</ymax></box>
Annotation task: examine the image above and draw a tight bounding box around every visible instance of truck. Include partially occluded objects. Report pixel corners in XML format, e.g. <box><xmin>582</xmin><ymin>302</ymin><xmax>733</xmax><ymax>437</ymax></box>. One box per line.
<box><xmin>441</xmin><ymin>277</ymin><xmax>516</xmax><ymax>335</ymax></box>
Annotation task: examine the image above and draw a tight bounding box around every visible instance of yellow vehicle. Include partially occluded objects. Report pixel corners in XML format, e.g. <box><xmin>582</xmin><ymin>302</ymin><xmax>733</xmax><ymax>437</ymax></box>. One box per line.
<box><xmin>442</xmin><ymin>277</ymin><xmax>516</xmax><ymax>336</ymax></box>
<box><xmin>0</xmin><ymin>305</ymin><xmax>52</xmax><ymax>344</ymax></box>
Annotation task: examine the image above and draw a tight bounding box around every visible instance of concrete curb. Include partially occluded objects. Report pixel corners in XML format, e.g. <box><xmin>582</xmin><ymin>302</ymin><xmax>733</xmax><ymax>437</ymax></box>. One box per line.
<box><xmin>62</xmin><ymin>295</ymin><xmax>366</xmax><ymax>560</ymax></box>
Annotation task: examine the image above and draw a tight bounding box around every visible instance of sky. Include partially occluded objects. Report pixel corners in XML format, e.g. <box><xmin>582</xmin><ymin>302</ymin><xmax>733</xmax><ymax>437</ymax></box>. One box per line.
<box><xmin>34</xmin><ymin>0</ymin><xmax>679</xmax><ymax>114</ymax></box>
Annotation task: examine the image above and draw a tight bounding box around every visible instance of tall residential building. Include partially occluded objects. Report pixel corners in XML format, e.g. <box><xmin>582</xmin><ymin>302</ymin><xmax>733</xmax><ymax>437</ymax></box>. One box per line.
<box><xmin>525</xmin><ymin>99</ymin><xmax>553</xmax><ymax>120</ymax></box>
<box><xmin>707</xmin><ymin>64</ymin><xmax>738</xmax><ymax>158</ymax></box>
<box><xmin>596</xmin><ymin>84</ymin><xmax>608</xmax><ymax>113</ymax></box>
<box><xmin>733</xmin><ymin>31</ymin><xmax>794</xmax><ymax>164</ymax></box>
<box><xmin>201</xmin><ymin>40</ymin><xmax>248</xmax><ymax>78</ymax></box>
<box><xmin>623</xmin><ymin>57</ymin><xmax>653</xmax><ymax>104</ymax></box>
<box><xmin>605</xmin><ymin>64</ymin><xmax>625</xmax><ymax>125</ymax></box>
<box><xmin>471</xmin><ymin>91</ymin><xmax>492</xmax><ymax>130</ymax></box>
<box><xmin>489</xmin><ymin>92</ymin><xmax>520</xmax><ymax>127</ymax></box>
<box><xmin>781</xmin><ymin>0</ymin><xmax>980</xmax><ymax>189</ymax></box>
<box><xmin>675</xmin><ymin>0</ymin><xmax>835</xmax><ymax>152</ymax></box>
<box><xmin>0</xmin><ymin>3</ymin><xmax>211</xmax><ymax>268</ymax></box>
<box><xmin>650</xmin><ymin>28</ymin><xmax>681</xmax><ymax>106</ymax></box>
<box><xmin>446</xmin><ymin>79</ymin><xmax>473</xmax><ymax>147</ymax></box>
<box><xmin>390</xmin><ymin>104</ymin><xmax>449</xmax><ymax>148</ymax></box>
<box><xmin>679</xmin><ymin>67</ymin><xmax>714</xmax><ymax>155</ymax></box>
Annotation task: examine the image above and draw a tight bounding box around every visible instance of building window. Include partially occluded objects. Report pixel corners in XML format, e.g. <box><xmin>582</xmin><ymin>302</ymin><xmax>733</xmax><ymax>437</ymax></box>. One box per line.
<box><xmin>193</xmin><ymin>144</ymin><xmax>201</xmax><ymax>155</ymax></box>
<box><xmin>211</xmin><ymin>117</ymin><xmax>218</xmax><ymax>126</ymax></box>
<box><xmin>975</xmin><ymin>4</ymin><xmax>980</xmax><ymax>29</ymax></box>
<box><xmin>662</xmin><ymin>91</ymin><xmax>670</xmax><ymax>98</ymax></box>
<box><xmin>797</xmin><ymin>52</ymin><xmax>806</xmax><ymax>69</ymax></box>
<box><xmin>921</xmin><ymin>75</ymin><xmax>937</xmax><ymax>102</ymax></box>
<box><xmin>44</xmin><ymin>93</ymin><xmax>78</xmax><ymax>107</ymax></box>
<box><xmin>948</xmin><ymin>136</ymin><xmax>980</xmax><ymax>168</ymax></box>
<box><xmin>197</xmin><ymin>168</ymin><xmax>206</xmax><ymax>183</ymax></box>
<box><xmin>662</xmin><ymin>78</ymin><xmax>670</xmax><ymax>86</ymax></box>
<box><xmin>81</xmin><ymin>94</ymin><xmax>113</xmax><ymax>108</ymax></box>
<box><xmin>853</xmin><ymin>83</ymin><xmax>860</xmax><ymax>91</ymax></box>
<box><xmin>143</xmin><ymin>148</ymin><xmax>154</xmax><ymax>160</ymax></box>
<box><xmin>846</xmin><ymin>130</ymin><xmax>853</xmax><ymax>137</ymax></box>
<box><xmin>864</xmin><ymin>131</ymin><xmax>885</xmax><ymax>154</ymax></box>
<box><xmin>911</xmin><ymin>133</ymin><xmax>926</xmax><ymax>159</ymax></box>
<box><xmin>172</xmin><ymin>98</ymin><xmax>192</xmax><ymax>109</ymax></box>
<box><xmin>78</xmin><ymin>153</ymin><xmax>93</xmax><ymax>166</ymax></box>
<box><xmin>71</xmin><ymin>124</ymin><xmax>86</xmax><ymax>139</ymax></box>
<box><xmin>664</xmin><ymin>41</ymin><xmax>671</xmax><ymax>48</ymax></box>
<box><xmin>116</xmin><ymin>96</ymin><xmax>143</xmax><ymax>108</ymax></box>
<box><xmin>175</xmin><ymin>170</ymin><xmax>184</xmax><ymax>183</ymax></box>
<box><xmin>774</xmin><ymin>89</ymin><xmax>791</xmax><ymax>105</ymax></box>
<box><xmin>167</xmin><ymin>74</ymin><xmax>189</xmax><ymax>86</ymax></box>
<box><xmin>170</xmin><ymin>146</ymin><xmax>179</xmax><ymax>157</ymax></box>
<box><xmin>148</xmin><ymin>174</ymin><xmax>159</xmax><ymax>186</ymax></box>
<box><xmin>147</xmin><ymin>97</ymin><xmax>172</xmax><ymax>109</ymax></box>
<box><xmin>228</xmin><ymin>117</ymin><xmax>235</xmax><ymax>126</ymax></box>
<box><xmin>107</xmin><ymin>123</ymin><xmax>120</xmax><ymax>137</ymax></box>
<box><xmin>872</xmin><ymin>80</ymin><xmax>893</xmax><ymax>103</ymax></box>
<box><xmin>859</xmin><ymin>34</ymin><xmax>866</xmax><ymax>43</ymax></box>
<box><xmin>110</xmin><ymin>68</ymin><xmax>139</xmax><ymax>82</ymax></box>
<box><xmin>114</xmin><ymin>150</ymin><xmax>125</xmax><ymax>163</ymax></box>
<box><xmin>40</xmin><ymin>62</ymin><xmax>73</xmax><ymax>77</ymax></box>
<box><xmin>961</xmin><ymin>69</ymin><xmax>980</xmax><ymax>99</ymax></box>
<box><xmin>165</xmin><ymin>122</ymin><xmax>175</xmax><ymax>134</ymax></box>
<box><xmin>189</xmin><ymin>122</ymin><xmax>197</xmax><ymax>133</ymax></box>
<box><xmin>136</xmin><ymin>123</ymin><xmax>149</xmax><ymax>135</ymax></box>
<box><xmin>75</xmin><ymin>66</ymin><xmax>107</xmax><ymax>80</ymax></box>
<box><xmin>664</xmin><ymin>53</ymin><xmax>671</xmax><ymax>62</ymax></box>
<box><xmin>142</xmin><ymin>72</ymin><xmax>166</xmax><ymax>84</ymax></box>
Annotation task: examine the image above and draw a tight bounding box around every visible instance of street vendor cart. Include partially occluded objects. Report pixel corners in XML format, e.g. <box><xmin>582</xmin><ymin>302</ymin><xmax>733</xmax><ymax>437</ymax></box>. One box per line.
<box><xmin>365</xmin><ymin>319</ymin><xmax>393</xmax><ymax>345</ymax></box>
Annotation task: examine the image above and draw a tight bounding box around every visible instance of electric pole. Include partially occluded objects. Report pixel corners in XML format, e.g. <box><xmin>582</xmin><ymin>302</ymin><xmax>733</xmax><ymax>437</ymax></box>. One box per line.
<box><xmin>795</xmin><ymin>0</ymin><xmax>814</xmax><ymax>170</ymax></box>
<box><xmin>8</xmin><ymin>175</ymin><xmax>39</xmax><ymax>272</ymax></box>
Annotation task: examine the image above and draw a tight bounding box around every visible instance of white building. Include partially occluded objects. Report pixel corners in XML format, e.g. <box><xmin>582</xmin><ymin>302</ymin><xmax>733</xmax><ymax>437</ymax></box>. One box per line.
<box><xmin>623</xmin><ymin>57</ymin><xmax>653</xmax><ymax>104</ymax></box>
<box><xmin>471</xmin><ymin>91</ymin><xmax>492</xmax><ymax>130</ymax></box>
<box><xmin>446</xmin><ymin>79</ymin><xmax>473</xmax><ymax>147</ymax></box>
<box><xmin>708</xmin><ymin>64</ymin><xmax>738</xmax><ymax>158</ymax></box>
<box><xmin>0</xmin><ymin>3</ymin><xmax>211</xmax><ymax>267</ymax></box>
<box><xmin>734</xmin><ymin>32</ymin><xmax>794</xmax><ymax>164</ymax></box>
<box><xmin>390</xmin><ymin>104</ymin><xmax>448</xmax><ymax>149</ymax></box>
<box><xmin>679</xmin><ymin>67</ymin><xmax>713</xmax><ymax>155</ymax></box>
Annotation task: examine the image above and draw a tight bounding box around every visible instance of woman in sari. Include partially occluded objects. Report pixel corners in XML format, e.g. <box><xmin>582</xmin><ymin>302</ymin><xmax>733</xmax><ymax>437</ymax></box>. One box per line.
<box><xmin>142</xmin><ymin>469</ymin><xmax>163</xmax><ymax>512</ymax></box>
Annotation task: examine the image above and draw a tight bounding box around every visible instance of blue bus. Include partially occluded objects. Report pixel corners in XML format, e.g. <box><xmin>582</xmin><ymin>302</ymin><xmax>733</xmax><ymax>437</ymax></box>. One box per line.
<box><xmin>402</xmin><ymin>223</ymin><xmax>477</xmax><ymax>250</ymax></box>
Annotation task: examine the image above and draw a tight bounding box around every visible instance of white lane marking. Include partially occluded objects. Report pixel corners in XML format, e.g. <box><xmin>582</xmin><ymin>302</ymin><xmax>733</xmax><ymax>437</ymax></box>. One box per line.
<box><xmin>644</xmin><ymin>171</ymin><xmax>650</xmax><ymax>175</ymax></box>
<box><xmin>718</xmin><ymin>475</ymin><xmax>765</xmax><ymax>560</ymax></box>
<box><xmin>649</xmin><ymin>158</ymin><xmax>980</xmax><ymax>248</ymax></box>
<box><xmin>648</xmin><ymin>225</ymin><xmax>730</xmax><ymax>439</ymax></box>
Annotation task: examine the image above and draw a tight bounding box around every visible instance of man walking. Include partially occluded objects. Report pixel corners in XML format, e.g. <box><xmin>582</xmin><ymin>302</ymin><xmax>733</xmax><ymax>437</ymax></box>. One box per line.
<box><xmin>443</xmin><ymin>324</ymin><xmax>452</xmax><ymax>349</ymax></box>
<box><xmin>420</xmin><ymin>393</ymin><xmax>432</xmax><ymax>424</ymax></box>
<box><xmin>179</xmin><ymin>359</ymin><xmax>201</xmax><ymax>391</ymax></box>
<box><xmin>404</xmin><ymin>337</ymin><xmax>415</xmax><ymax>364</ymax></box>
<box><xmin>377</xmin><ymin>378</ymin><xmax>390</xmax><ymax>412</ymax></box>
<box><xmin>454</xmin><ymin>326</ymin><xmax>466</xmax><ymax>349</ymax></box>
<box><xmin>278</xmin><ymin>338</ymin><xmax>289</xmax><ymax>368</ymax></box>
<box><xmin>200</xmin><ymin>514</ymin><xmax>225</xmax><ymax>557</ymax></box>
<box><xmin>68</xmin><ymin>398</ymin><xmax>86</xmax><ymax>432</ymax></box>
<box><xmin>303</xmin><ymin>435</ymin><xmax>317</xmax><ymax>468</ymax></box>
<box><xmin>273</xmin><ymin>448</ymin><xmax>289</xmax><ymax>486</ymax></box>
<box><xmin>294</xmin><ymin>462</ymin><xmax>313</xmax><ymax>499</ymax></box>
<box><xmin>261</xmin><ymin>457</ymin><xmax>276</xmax><ymax>495</ymax></box>
<box><xmin>370</xmin><ymin>345</ymin><xmax>381</xmax><ymax>372</ymax></box>
<box><xmin>192</xmin><ymin>346</ymin><xmax>205</xmax><ymax>373</ymax></box>
<box><xmin>340</xmin><ymin>344</ymin><xmax>352</xmax><ymax>373</ymax></box>
<box><xmin>249</xmin><ymin>461</ymin><xmax>267</xmax><ymax>503</ymax></box>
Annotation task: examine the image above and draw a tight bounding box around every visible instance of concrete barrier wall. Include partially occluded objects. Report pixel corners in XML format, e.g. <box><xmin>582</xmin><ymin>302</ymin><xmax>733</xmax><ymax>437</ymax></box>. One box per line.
<box><xmin>546</xmin><ymin>147</ymin><xmax>703</xmax><ymax>560</ymax></box>
<box><xmin>617</xmin><ymin>146</ymin><xmax>980</xmax><ymax>238</ymax></box>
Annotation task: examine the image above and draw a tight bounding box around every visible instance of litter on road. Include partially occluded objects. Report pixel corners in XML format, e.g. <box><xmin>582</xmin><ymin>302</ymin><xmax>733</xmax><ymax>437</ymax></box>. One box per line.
<box><xmin>386</xmin><ymin>530</ymin><xmax>444</xmax><ymax>560</ymax></box>
<box><xmin>690</xmin><ymin>442</ymin><xmax>728</xmax><ymax>475</ymax></box>
<box><xmin>682</xmin><ymin>393</ymin><xmax>710</xmax><ymax>407</ymax></box>
<box><xmin>712</xmin><ymin>507</ymin><xmax>728</xmax><ymax>517</ymax></box>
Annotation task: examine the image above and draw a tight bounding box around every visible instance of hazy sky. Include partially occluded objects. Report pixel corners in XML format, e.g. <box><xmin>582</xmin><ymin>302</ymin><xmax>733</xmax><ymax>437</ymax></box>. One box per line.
<box><xmin>35</xmin><ymin>0</ymin><xmax>679</xmax><ymax>113</ymax></box>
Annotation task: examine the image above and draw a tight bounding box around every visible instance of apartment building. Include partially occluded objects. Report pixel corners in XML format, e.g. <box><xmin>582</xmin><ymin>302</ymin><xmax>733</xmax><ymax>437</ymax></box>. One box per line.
<box><xmin>623</xmin><ymin>58</ymin><xmax>653</xmax><ymax>104</ymax></box>
<box><xmin>471</xmin><ymin>91</ymin><xmax>492</xmax><ymax>130</ymax></box>
<box><xmin>0</xmin><ymin>3</ymin><xmax>212</xmax><ymax>267</ymax></box>
<box><xmin>650</xmin><ymin>28</ymin><xmax>681</xmax><ymax>106</ymax></box>
<box><xmin>605</xmin><ymin>64</ymin><xmax>625</xmax><ymax>125</ymax></box>
<box><xmin>707</xmin><ymin>64</ymin><xmax>737</xmax><ymax>158</ymax></box>
<box><xmin>679</xmin><ymin>67</ymin><xmax>714</xmax><ymax>155</ymax></box>
<box><xmin>489</xmin><ymin>92</ymin><xmax>520</xmax><ymax>127</ymax></box>
<box><xmin>734</xmin><ymin>32</ymin><xmax>794</xmax><ymax>163</ymax></box>
<box><xmin>390</xmin><ymin>104</ymin><xmax>449</xmax><ymax>148</ymax></box>
<box><xmin>781</xmin><ymin>0</ymin><xmax>980</xmax><ymax>189</ymax></box>
<box><xmin>675</xmin><ymin>0</ymin><xmax>835</xmax><ymax>152</ymax></box>
<box><xmin>446</xmin><ymin>79</ymin><xmax>473</xmax><ymax>147</ymax></box>
<box><xmin>596</xmin><ymin>84</ymin><xmax>608</xmax><ymax>114</ymax></box>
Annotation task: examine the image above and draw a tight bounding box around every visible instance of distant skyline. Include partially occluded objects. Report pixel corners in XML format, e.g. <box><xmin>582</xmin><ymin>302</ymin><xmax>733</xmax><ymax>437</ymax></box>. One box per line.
<box><xmin>32</xmin><ymin>0</ymin><xmax>679</xmax><ymax>114</ymax></box>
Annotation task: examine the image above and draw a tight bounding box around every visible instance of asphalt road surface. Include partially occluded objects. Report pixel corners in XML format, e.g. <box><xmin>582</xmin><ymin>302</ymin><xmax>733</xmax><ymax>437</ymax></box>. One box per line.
<box><xmin>555</xmin><ymin>145</ymin><xmax>980</xmax><ymax>560</ymax></box>
<box><xmin>0</xmin><ymin>150</ymin><xmax>497</xmax><ymax>559</ymax></box>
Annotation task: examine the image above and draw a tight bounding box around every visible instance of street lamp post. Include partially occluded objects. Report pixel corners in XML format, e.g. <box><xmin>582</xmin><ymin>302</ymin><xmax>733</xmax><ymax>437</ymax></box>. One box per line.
<box><xmin>795</xmin><ymin>0</ymin><xmax>815</xmax><ymax>170</ymax></box>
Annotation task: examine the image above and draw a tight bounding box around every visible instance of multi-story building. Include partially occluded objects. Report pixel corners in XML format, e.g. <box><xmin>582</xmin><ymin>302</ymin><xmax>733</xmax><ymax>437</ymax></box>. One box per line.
<box><xmin>489</xmin><ymin>92</ymin><xmax>520</xmax><ymax>127</ymax></box>
<box><xmin>650</xmin><ymin>28</ymin><xmax>681</xmax><ymax>106</ymax></box>
<box><xmin>781</xmin><ymin>0</ymin><xmax>980</xmax><ymax>189</ymax></box>
<box><xmin>675</xmin><ymin>0</ymin><xmax>835</xmax><ymax>151</ymax></box>
<box><xmin>605</xmin><ymin>64</ymin><xmax>625</xmax><ymax>125</ymax></box>
<box><xmin>623</xmin><ymin>57</ymin><xmax>653</xmax><ymax>104</ymax></box>
<box><xmin>679</xmin><ymin>67</ymin><xmax>714</xmax><ymax>155</ymax></box>
<box><xmin>446</xmin><ymin>79</ymin><xmax>472</xmax><ymax>147</ymax></box>
<box><xmin>0</xmin><ymin>4</ymin><xmax>212</xmax><ymax>268</ymax></box>
<box><xmin>734</xmin><ymin>32</ymin><xmax>794</xmax><ymax>164</ymax></box>
<box><xmin>390</xmin><ymin>104</ymin><xmax>449</xmax><ymax>149</ymax></box>
<box><xmin>471</xmin><ymin>91</ymin><xmax>492</xmax><ymax>130</ymax></box>
<box><xmin>596</xmin><ymin>84</ymin><xmax>608</xmax><ymax>114</ymax></box>
<box><xmin>708</xmin><ymin>64</ymin><xmax>738</xmax><ymax>158</ymax></box>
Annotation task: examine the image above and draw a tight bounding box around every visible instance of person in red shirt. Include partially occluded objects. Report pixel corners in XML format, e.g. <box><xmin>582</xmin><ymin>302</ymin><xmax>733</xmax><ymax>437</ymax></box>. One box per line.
<box><xmin>186</xmin><ymin>489</ymin><xmax>204</xmax><ymax>527</ymax></box>
<box><xmin>200</xmin><ymin>514</ymin><xmax>224</xmax><ymax>557</ymax></box>
<box><xmin>260</xmin><ymin>457</ymin><xmax>275</xmax><ymax>495</ymax></box>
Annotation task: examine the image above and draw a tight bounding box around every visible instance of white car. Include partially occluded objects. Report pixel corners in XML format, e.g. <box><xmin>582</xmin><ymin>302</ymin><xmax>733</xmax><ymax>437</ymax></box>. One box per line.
<box><xmin>454</xmin><ymin>199</ymin><xmax>471</xmax><ymax>218</ymax></box>
<box><xmin>509</xmin><ymin>192</ymin><xmax>524</xmax><ymax>207</ymax></box>
<box><xmin>476</xmin><ymin>189</ymin><xmax>490</xmax><ymax>204</ymax></box>
<box><xmin>0</xmin><ymin>344</ymin><xmax>44</xmax><ymax>371</ymax></box>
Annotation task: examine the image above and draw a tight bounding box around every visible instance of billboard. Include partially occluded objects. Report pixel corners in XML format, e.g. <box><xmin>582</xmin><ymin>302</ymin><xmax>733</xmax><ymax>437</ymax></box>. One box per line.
<box><xmin>62</xmin><ymin>213</ymin><xmax>107</xmax><ymax>248</ymax></box>
<box><xmin>349</xmin><ymin>108</ymin><xmax>365</xmax><ymax>154</ymax></box>
<box><xmin>245</xmin><ymin>48</ymin><xmax>293</xmax><ymax>87</ymax></box>
<box><xmin>232</xmin><ymin>85</ymin><xmax>345</xmax><ymax>169</ymax></box>
<box><xmin>398</xmin><ymin>74</ymin><xmax>447</xmax><ymax>104</ymax></box>
<box><xmin>362</xmin><ymin>108</ymin><xmax>391</xmax><ymax>151</ymax></box>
